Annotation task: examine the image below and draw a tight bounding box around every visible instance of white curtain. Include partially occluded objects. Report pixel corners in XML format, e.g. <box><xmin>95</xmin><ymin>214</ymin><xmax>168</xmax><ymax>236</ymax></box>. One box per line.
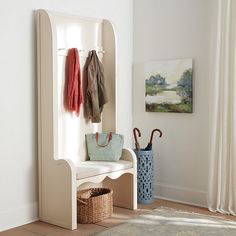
<box><xmin>208</xmin><ymin>0</ymin><xmax>236</xmax><ymax>215</ymax></box>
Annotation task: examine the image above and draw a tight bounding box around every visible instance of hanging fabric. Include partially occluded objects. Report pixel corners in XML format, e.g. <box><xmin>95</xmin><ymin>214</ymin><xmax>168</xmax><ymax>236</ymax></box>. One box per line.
<box><xmin>208</xmin><ymin>0</ymin><xmax>236</xmax><ymax>215</ymax></box>
<box><xmin>84</xmin><ymin>50</ymin><xmax>108</xmax><ymax>123</ymax></box>
<box><xmin>66</xmin><ymin>48</ymin><xmax>83</xmax><ymax>115</ymax></box>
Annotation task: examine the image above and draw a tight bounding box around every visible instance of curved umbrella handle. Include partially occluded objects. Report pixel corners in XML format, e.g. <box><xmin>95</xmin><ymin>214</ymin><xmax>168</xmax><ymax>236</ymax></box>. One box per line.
<box><xmin>133</xmin><ymin>128</ymin><xmax>141</xmax><ymax>144</ymax></box>
<box><xmin>149</xmin><ymin>129</ymin><xmax>162</xmax><ymax>144</ymax></box>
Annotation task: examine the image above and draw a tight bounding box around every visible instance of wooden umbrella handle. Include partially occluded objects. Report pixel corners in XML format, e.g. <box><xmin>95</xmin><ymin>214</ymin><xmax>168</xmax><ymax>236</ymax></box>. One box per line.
<box><xmin>133</xmin><ymin>128</ymin><xmax>141</xmax><ymax>144</ymax></box>
<box><xmin>149</xmin><ymin>129</ymin><xmax>162</xmax><ymax>143</ymax></box>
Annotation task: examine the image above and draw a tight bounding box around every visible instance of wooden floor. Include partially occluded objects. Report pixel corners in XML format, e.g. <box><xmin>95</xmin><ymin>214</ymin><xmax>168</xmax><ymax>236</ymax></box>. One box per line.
<box><xmin>2</xmin><ymin>199</ymin><xmax>236</xmax><ymax>236</ymax></box>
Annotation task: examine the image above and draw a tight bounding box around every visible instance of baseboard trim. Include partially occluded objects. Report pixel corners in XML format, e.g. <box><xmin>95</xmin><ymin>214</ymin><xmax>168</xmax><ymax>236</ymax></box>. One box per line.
<box><xmin>155</xmin><ymin>183</ymin><xmax>207</xmax><ymax>208</ymax></box>
<box><xmin>0</xmin><ymin>202</ymin><xmax>38</xmax><ymax>232</ymax></box>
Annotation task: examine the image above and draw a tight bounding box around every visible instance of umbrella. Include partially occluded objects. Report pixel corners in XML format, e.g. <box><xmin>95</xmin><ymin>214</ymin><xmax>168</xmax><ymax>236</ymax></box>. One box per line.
<box><xmin>144</xmin><ymin>129</ymin><xmax>162</xmax><ymax>150</ymax></box>
<box><xmin>133</xmin><ymin>128</ymin><xmax>141</xmax><ymax>150</ymax></box>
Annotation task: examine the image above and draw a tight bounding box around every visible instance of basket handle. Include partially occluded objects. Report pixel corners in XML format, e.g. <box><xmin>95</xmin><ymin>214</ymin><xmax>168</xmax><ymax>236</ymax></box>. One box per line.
<box><xmin>96</xmin><ymin>132</ymin><xmax>112</xmax><ymax>147</ymax></box>
<box><xmin>77</xmin><ymin>198</ymin><xmax>87</xmax><ymax>205</ymax></box>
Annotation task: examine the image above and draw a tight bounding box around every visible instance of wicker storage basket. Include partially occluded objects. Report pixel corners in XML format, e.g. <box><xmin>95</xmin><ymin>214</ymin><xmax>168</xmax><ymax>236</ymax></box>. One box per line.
<box><xmin>77</xmin><ymin>188</ymin><xmax>113</xmax><ymax>224</ymax></box>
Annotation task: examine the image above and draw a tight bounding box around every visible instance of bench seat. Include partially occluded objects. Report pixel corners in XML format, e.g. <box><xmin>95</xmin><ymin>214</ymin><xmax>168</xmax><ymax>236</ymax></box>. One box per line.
<box><xmin>76</xmin><ymin>160</ymin><xmax>133</xmax><ymax>180</ymax></box>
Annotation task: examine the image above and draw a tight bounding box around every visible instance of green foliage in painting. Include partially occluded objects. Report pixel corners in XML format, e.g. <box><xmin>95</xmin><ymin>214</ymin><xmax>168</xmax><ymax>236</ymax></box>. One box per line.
<box><xmin>146</xmin><ymin>102</ymin><xmax>192</xmax><ymax>113</ymax></box>
<box><xmin>176</xmin><ymin>69</ymin><xmax>193</xmax><ymax>103</ymax></box>
<box><xmin>145</xmin><ymin>74</ymin><xmax>169</xmax><ymax>96</ymax></box>
<box><xmin>146</xmin><ymin>74</ymin><xmax>168</xmax><ymax>86</ymax></box>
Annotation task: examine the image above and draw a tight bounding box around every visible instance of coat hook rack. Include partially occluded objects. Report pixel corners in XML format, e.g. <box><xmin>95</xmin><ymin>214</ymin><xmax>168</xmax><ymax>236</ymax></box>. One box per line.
<box><xmin>57</xmin><ymin>48</ymin><xmax>105</xmax><ymax>54</ymax></box>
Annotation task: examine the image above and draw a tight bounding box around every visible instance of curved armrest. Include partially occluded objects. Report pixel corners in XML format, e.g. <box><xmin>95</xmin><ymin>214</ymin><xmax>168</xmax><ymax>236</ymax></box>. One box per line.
<box><xmin>55</xmin><ymin>158</ymin><xmax>76</xmax><ymax>178</ymax></box>
<box><xmin>120</xmin><ymin>148</ymin><xmax>137</xmax><ymax>166</ymax></box>
<box><xmin>56</xmin><ymin>158</ymin><xmax>76</xmax><ymax>169</ymax></box>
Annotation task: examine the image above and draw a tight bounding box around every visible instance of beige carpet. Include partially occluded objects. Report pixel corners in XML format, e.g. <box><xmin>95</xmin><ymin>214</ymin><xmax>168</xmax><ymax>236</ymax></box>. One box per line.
<box><xmin>93</xmin><ymin>207</ymin><xmax>236</xmax><ymax>236</ymax></box>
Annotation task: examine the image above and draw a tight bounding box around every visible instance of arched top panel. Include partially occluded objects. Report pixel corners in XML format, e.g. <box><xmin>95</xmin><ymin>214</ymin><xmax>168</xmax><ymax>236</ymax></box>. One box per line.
<box><xmin>37</xmin><ymin>9</ymin><xmax>117</xmax><ymax>164</ymax></box>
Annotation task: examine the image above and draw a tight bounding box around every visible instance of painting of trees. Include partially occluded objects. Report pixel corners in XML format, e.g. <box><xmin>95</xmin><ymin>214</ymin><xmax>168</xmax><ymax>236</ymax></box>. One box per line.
<box><xmin>145</xmin><ymin>59</ymin><xmax>193</xmax><ymax>113</ymax></box>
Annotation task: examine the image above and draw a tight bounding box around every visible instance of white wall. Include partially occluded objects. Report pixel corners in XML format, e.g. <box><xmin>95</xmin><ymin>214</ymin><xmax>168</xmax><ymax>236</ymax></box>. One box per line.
<box><xmin>133</xmin><ymin>0</ymin><xmax>211</xmax><ymax>206</ymax></box>
<box><xmin>0</xmin><ymin>0</ymin><xmax>133</xmax><ymax>231</ymax></box>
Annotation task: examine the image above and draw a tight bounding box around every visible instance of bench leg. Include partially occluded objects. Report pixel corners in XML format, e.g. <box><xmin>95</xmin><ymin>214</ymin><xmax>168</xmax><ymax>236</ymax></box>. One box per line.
<box><xmin>103</xmin><ymin>173</ymin><xmax>137</xmax><ymax>210</ymax></box>
<box><xmin>39</xmin><ymin>160</ymin><xmax>77</xmax><ymax>230</ymax></box>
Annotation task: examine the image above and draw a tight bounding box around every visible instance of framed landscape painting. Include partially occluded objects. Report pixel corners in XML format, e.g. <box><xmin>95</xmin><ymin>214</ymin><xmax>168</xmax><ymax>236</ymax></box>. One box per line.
<box><xmin>145</xmin><ymin>59</ymin><xmax>193</xmax><ymax>113</ymax></box>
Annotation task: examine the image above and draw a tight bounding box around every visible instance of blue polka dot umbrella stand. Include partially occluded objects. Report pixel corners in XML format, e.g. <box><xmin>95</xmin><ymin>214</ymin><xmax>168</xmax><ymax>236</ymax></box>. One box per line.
<box><xmin>135</xmin><ymin>149</ymin><xmax>154</xmax><ymax>204</ymax></box>
<box><xmin>133</xmin><ymin>128</ymin><xmax>162</xmax><ymax>204</ymax></box>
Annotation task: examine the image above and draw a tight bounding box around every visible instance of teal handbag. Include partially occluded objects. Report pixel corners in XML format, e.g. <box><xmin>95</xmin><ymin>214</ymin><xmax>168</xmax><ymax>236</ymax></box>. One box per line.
<box><xmin>85</xmin><ymin>132</ymin><xmax>124</xmax><ymax>161</ymax></box>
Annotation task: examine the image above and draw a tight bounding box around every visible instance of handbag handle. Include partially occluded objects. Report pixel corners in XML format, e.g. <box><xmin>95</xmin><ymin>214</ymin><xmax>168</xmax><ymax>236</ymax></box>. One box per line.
<box><xmin>77</xmin><ymin>197</ymin><xmax>87</xmax><ymax>205</ymax></box>
<box><xmin>96</xmin><ymin>132</ymin><xmax>112</xmax><ymax>147</ymax></box>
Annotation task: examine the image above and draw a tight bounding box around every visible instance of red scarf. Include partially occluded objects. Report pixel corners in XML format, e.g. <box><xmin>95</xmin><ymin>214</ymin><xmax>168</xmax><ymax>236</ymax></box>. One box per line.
<box><xmin>67</xmin><ymin>48</ymin><xmax>83</xmax><ymax>115</ymax></box>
